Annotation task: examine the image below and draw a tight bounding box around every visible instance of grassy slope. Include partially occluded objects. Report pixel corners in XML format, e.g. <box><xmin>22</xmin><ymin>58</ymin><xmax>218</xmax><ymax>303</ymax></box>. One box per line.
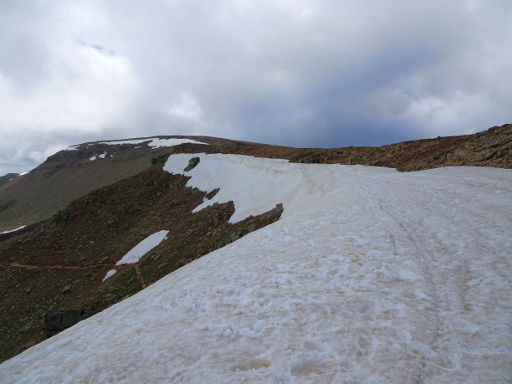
<box><xmin>0</xmin><ymin>156</ymin><xmax>282</xmax><ymax>362</ymax></box>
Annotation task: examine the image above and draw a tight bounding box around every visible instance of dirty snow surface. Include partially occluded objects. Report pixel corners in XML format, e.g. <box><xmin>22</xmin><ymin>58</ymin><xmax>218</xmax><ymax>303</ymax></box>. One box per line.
<box><xmin>116</xmin><ymin>230</ymin><xmax>169</xmax><ymax>265</ymax></box>
<box><xmin>1</xmin><ymin>154</ymin><xmax>511</xmax><ymax>384</ymax></box>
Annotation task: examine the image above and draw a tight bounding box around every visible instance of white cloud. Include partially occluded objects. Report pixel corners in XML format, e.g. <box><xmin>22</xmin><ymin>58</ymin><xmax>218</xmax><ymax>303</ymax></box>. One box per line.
<box><xmin>0</xmin><ymin>45</ymin><xmax>138</xmax><ymax>133</ymax></box>
<box><xmin>166</xmin><ymin>93</ymin><xmax>203</xmax><ymax>120</ymax></box>
<box><xmin>0</xmin><ymin>1</ymin><xmax>138</xmax><ymax>133</ymax></box>
<box><xmin>0</xmin><ymin>1</ymin><xmax>139</xmax><ymax>171</ymax></box>
<box><xmin>0</xmin><ymin>0</ymin><xmax>511</xmax><ymax>173</ymax></box>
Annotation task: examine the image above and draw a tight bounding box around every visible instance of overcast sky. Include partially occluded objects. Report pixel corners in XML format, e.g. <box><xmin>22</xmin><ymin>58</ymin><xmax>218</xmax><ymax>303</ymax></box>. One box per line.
<box><xmin>1</xmin><ymin>0</ymin><xmax>511</xmax><ymax>174</ymax></box>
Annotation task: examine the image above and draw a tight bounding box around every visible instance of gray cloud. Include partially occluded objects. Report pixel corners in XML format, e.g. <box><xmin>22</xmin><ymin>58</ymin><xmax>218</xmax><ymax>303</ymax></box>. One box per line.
<box><xmin>1</xmin><ymin>0</ymin><xmax>511</xmax><ymax>173</ymax></box>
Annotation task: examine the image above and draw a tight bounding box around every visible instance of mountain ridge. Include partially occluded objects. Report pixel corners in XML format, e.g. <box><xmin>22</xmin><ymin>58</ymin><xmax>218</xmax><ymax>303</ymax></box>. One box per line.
<box><xmin>1</xmin><ymin>147</ymin><xmax>511</xmax><ymax>382</ymax></box>
<box><xmin>1</xmin><ymin>124</ymin><xmax>510</xmax><ymax>233</ymax></box>
<box><xmin>0</xmin><ymin>123</ymin><xmax>511</xmax><ymax>369</ymax></box>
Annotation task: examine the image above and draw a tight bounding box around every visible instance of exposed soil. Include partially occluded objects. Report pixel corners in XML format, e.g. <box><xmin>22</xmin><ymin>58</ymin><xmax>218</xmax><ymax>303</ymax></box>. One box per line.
<box><xmin>134</xmin><ymin>265</ymin><xmax>146</xmax><ymax>289</ymax></box>
<box><xmin>0</xmin><ymin>263</ymin><xmax>110</xmax><ymax>270</ymax></box>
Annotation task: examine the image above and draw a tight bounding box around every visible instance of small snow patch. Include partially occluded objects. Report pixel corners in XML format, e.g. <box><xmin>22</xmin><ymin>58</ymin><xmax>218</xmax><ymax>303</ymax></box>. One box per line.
<box><xmin>102</xmin><ymin>269</ymin><xmax>117</xmax><ymax>282</ymax></box>
<box><xmin>90</xmin><ymin>152</ymin><xmax>107</xmax><ymax>161</ymax></box>
<box><xmin>116</xmin><ymin>230</ymin><xmax>169</xmax><ymax>265</ymax></box>
<box><xmin>1</xmin><ymin>225</ymin><xmax>26</xmax><ymax>234</ymax></box>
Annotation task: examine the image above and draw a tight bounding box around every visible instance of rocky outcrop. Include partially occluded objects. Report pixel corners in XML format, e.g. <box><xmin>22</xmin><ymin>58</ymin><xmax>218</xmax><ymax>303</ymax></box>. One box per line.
<box><xmin>44</xmin><ymin>310</ymin><xmax>94</xmax><ymax>338</ymax></box>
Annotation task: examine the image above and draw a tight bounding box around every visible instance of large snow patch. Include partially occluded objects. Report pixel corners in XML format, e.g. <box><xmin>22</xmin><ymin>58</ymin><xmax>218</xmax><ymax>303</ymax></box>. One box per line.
<box><xmin>164</xmin><ymin>153</ymin><xmax>397</xmax><ymax>223</ymax></box>
<box><xmin>1</xmin><ymin>155</ymin><xmax>511</xmax><ymax>383</ymax></box>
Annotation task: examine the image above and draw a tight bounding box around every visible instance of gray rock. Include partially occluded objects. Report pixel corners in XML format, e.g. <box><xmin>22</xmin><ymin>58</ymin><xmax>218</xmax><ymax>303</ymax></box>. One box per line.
<box><xmin>62</xmin><ymin>285</ymin><xmax>71</xmax><ymax>294</ymax></box>
<box><xmin>21</xmin><ymin>321</ymin><xmax>33</xmax><ymax>332</ymax></box>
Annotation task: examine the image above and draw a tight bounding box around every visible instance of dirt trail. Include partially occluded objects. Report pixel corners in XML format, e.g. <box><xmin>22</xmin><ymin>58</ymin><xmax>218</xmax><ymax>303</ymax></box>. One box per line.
<box><xmin>134</xmin><ymin>265</ymin><xmax>147</xmax><ymax>288</ymax></box>
<box><xmin>0</xmin><ymin>262</ymin><xmax>110</xmax><ymax>270</ymax></box>
<box><xmin>2</xmin><ymin>262</ymin><xmax>148</xmax><ymax>289</ymax></box>
<box><xmin>1</xmin><ymin>262</ymin><xmax>148</xmax><ymax>288</ymax></box>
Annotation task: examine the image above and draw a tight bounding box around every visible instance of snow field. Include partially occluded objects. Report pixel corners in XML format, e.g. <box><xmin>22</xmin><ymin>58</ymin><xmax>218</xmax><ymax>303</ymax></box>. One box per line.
<box><xmin>164</xmin><ymin>153</ymin><xmax>397</xmax><ymax>223</ymax></box>
<box><xmin>1</xmin><ymin>154</ymin><xmax>511</xmax><ymax>383</ymax></box>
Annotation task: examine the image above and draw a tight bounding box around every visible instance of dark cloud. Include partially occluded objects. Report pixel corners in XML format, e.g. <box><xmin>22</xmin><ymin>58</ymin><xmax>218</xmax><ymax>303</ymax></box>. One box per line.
<box><xmin>1</xmin><ymin>0</ymin><xmax>511</xmax><ymax>174</ymax></box>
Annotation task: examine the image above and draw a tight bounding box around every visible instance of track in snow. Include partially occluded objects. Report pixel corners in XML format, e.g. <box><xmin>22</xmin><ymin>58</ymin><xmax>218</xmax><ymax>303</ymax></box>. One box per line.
<box><xmin>1</xmin><ymin>154</ymin><xmax>511</xmax><ymax>383</ymax></box>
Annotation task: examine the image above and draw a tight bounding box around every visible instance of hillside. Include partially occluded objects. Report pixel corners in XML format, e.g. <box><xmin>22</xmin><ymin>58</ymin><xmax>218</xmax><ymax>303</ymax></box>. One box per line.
<box><xmin>0</xmin><ymin>174</ymin><xmax>19</xmax><ymax>187</ymax></box>
<box><xmin>1</xmin><ymin>152</ymin><xmax>511</xmax><ymax>382</ymax></box>
<box><xmin>0</xmin><ymin>124</ymin><xmax>510</xmax><ymax>380</ymax></box>
<box><xmin>0</xmin><ymin>154</ymin><xmax>281</xmax><ymax>361</ymax></box>
<box><xmin>0</xmin><ymin>138</ymin><xmax>214</xmax><ymax>232</ymax></box>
